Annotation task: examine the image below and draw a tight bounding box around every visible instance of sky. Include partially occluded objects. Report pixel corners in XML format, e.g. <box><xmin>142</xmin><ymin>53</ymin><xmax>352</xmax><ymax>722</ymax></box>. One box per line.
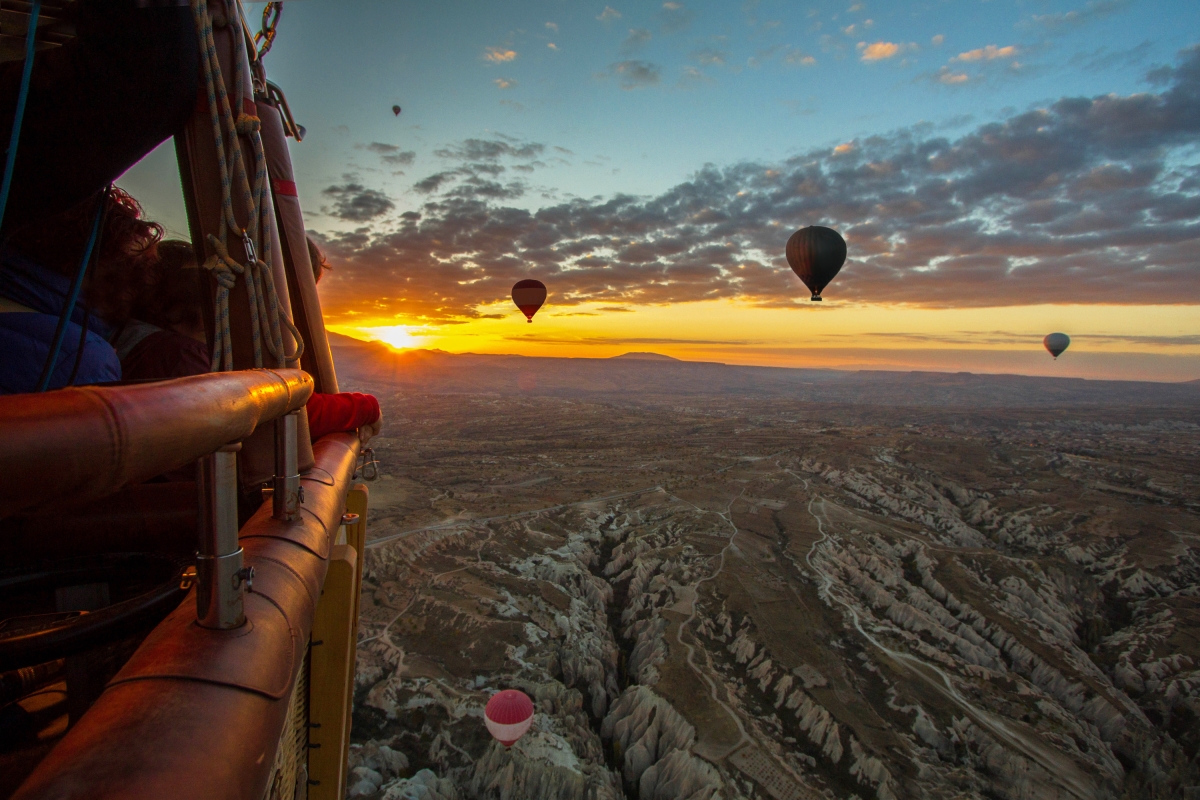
<box><xmin>120</xmin><ymin>0</ymin><xmax>1200</xmax><ymax>381</ymax></box>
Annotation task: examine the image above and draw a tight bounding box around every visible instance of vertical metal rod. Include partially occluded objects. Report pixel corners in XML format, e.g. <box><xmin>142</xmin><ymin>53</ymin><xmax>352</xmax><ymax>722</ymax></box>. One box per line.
<box><xmin>196</xmin><ymin>444</ymin><xmax>247</xmax><ymax>629</ymax></box>
<box><xmin>273</xmin><ymin>411</ymin><xmax>301</xmax><ymax>520</ymax></box>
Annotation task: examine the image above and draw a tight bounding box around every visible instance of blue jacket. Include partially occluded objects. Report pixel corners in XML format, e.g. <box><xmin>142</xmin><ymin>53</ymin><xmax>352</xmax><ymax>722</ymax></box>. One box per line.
<box><xmin>0</xmin><ymin>251</ymin><xmax>121</xmax><ymax>394</ymax></box>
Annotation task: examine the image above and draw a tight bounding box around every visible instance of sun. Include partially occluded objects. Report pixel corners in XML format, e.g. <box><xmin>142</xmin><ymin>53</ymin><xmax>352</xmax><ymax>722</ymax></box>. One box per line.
<box><xmin>363</xmin><ymin>325</ymin><xmax>421</xmax><ymax>351</ymax></box>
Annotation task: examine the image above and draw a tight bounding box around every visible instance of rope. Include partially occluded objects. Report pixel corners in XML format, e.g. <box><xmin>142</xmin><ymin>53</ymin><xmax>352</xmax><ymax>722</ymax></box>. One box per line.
<box><xmin>35</xmin><ymin>187</ymin><xmax>110</xmax><ymax>392</ymax></box>
<box><xmin>0</xmin><ymin>0</ymin><xmax>42</xmax><ymax>234</ymax></box>
<box><xmin>66</xmin><ymin>303</ymin><xmax>91</xmax><ymax>386</ymax></box>
<box><xmin>189</xmin><ymin>0</ymin><xmax>303</xmax><ymax>370</ymax></box>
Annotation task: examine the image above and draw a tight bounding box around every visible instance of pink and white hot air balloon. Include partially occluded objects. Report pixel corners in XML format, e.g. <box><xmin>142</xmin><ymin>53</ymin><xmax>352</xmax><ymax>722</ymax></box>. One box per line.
<box><xmin>484</xmin><ymin>689</ymin><xmax>534</xmax><ymax>748</ymax></box>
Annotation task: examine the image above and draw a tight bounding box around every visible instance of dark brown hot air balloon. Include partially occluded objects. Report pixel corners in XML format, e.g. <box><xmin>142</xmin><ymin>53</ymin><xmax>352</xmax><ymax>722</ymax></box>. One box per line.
<box><xmin>511</xmin><ymin>279</ymin><xmax>547</xmax><ymax>323</ymax></box>
<box><xmin>1043</xmin><ymin>333</ymin><xmax>1070</xmax><ymax>359</ymax></box>
<box><xmin>392</xmin><ymin>105</ymin><xmax>402</xmax><ymax>116</ymax></box>
<box><xmin>786</xmin><ymin>226</ymin><xmax>847</xmax><ymax>301</ymax></box>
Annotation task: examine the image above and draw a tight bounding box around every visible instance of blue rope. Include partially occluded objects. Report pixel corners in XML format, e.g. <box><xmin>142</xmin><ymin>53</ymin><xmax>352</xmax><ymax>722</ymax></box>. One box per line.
<box><xmin>35</xmin><ymin>187</ymin><xmax>109</xmax><ymax>392</ymax></box>
<box><xmin>0</xmin><ymin>0</ymin><xmax>42</xmax><ymax>234</ymax></box>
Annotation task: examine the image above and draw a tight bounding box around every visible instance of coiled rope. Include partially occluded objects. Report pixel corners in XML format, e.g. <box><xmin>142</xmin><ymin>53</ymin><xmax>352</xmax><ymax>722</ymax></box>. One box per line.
<box><xmin>190</xmin><ymin>0</ymin><xmax>303</xmax><ymax>371</ymax></box>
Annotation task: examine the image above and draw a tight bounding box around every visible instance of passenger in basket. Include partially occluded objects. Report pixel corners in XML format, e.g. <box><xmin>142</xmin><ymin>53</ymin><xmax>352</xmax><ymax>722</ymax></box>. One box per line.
<box><xmin>309</xmin><ymin>237</ymin><xmax>332</xmax><ymax>285</ymax></box>
<box><xmin>0</xmin><ymin>188</ymin><xmax>164</xmax><ymax>393</ymax></box>
<box><xmin>120</xmin><ymin>238</ymin><xmax>382</xmax><ymax>444</ymax></box>
<box><xmin>116</xmin><ymin>240</ymin><xmax>210</xmax><ymax>381</ymax></box>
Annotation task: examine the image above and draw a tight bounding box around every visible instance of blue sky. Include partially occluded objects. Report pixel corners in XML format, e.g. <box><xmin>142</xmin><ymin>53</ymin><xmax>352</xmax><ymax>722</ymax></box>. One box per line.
<box><xmin>132</xmin><ymin>0</ymin><xmax>1198</xmax><ymax>230</ymax></box>
<box><xmin>120</xmin><ymin>0</ymin><xmax>1200</xmax><ymax>379</ymax></box>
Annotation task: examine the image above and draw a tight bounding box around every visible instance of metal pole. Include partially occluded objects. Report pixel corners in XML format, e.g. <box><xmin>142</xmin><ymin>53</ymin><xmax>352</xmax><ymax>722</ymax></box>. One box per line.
<box><xmin>273</xmin><ymin>411</ymin><xmax>301</xmax><ymax>520</ymax></box>
<box><xmin>196</xmin><ymin>443</ymin><xmax>249</xmax><ymax>629</ymax></box>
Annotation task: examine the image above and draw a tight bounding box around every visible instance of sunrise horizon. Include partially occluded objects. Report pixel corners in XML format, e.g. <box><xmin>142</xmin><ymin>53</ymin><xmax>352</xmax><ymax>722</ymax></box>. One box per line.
<box><xmin>118</xmin><ymin>1</ymin><xmax>1200</xmax><ymax>385</ymax></box>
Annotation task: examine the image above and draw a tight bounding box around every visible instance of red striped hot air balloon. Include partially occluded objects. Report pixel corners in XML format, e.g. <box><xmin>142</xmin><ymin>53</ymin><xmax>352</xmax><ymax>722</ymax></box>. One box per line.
<box><xmin>484</xmin><ymin>689</ymin><xmax>534</xmax><ymax>748</ymax></box>
<box><xmin>511</xmin><ymin>279</ymin><xmax>547</xmax><ymax>323</ymax></box>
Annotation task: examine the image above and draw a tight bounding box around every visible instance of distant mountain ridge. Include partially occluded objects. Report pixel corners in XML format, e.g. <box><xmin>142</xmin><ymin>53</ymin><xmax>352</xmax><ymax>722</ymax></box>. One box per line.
<box><xmin>611</xmin><ymin>352</ymin><xmax>683</xmax><ymax>361</ymax></box>
<box><xmin>327</xmin><ymin>334</ymin><xmax>1200</xmax><ymax>408</ymax></box>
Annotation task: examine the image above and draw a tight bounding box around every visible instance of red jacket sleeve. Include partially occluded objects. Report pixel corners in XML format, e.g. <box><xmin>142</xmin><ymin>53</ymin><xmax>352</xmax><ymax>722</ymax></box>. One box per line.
<box><xmin>305</xmin><ymin>392</ymin><xmax>380</xmax><ymax>441</ymax></box>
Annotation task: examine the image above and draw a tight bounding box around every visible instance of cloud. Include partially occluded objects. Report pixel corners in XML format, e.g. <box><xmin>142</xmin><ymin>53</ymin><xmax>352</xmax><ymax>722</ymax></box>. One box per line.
<box><xmin>361</xmin><ymin>142</ymin><xmax>416</xmax><ymax>166</ymax></box>
<box><xmin>678</xmin><ymin>66</ymin><xmax>714</xmax><ymax>87</ymax></box>
<box><xmin>1069</xmin><ymin>41</ymin><xmax>1152</xmax><ymax>72</ymax></box>
<box><xmin>409</xmin><ymin>137</ymin><xmax>551</xmax><ymax>199</ymax></box>
<box><xmin>690</xmin><ymin>48</ymin><xmax>727</xmax><ymax>67</ymax></box>
<box><xmin>321</xmin><ymin>183</ymin><xmax>394</xmax><ymax>222</ymax></box>
<box><xmin>659</xmin><ymin>2</ymin><xmax>694</xmax><ymax>33</ymax></box>
<box><xmin>411</xmin><ymin>172</ymin><xmax>455</xmax><ymax>194</ymax></box>
<box><xmin>933</xmin><ymin>67</ymin><xmax>970</xmax><ymax>85</ymax></box>
<box><xmin>600</xmin><ymin>60</ymin><xmax>662</xmax><ymax>89</ymax></box>
<box><xmin>931</xmin><ymin>34</ymin><xmax>944</xmax><ymax>47</ymax></box>
<box><xmin>858</xmin><ymin>41</ymin><xmax>912</xmax><ymax>62</ymax></box>
<box><xmin>621</xmin><ymin>27</ymin><xmax>652</xmax><ymax>54</ymax></box>
<box><xmin>494</xmin><ymin>78</ymin><xmax>517</xmax><ymax>89</ymax></box>
<box><xmin>844</xmin><ymin>331</ymin><xmax>1200</xmax><ymax>348</ymax></box>
<box><xmin>545</xmin><ymin>21</ymin><xmax>558</xmax><ymax>32</ymax></box>
<box><xmin>318</xmin><ymin>48</ymin><xmax>1200</xmax><ymax>323</ymax></box>
<box><xmin>597</xmin><ymin>6</ymin><xmax>621</xmax><ymax>22</ymax></box>
<box><xmin>507</xmin><ymin>334</ymin><xmax>750</xmax><ymax>346</ymax></box>
<box><xmin>1028</xmin><ymin>0</ymin><xmax>1129</xmax><ymax>31</ymax></box>
<box><xmin>953</xmin><ymin>45</ymin><xmax>1018</xmax><ymax>62</ymax></box>
<box><xmin>548</xmin><ymin>43</ymin><xmax>558</xmax><ymax>50</ymax></box>
<box><xmin>783</xmin><ymin>48</ymin><xmax>816</xmax><ymax>67</ymax></box>
<box><xmin>484</xmin><ymin>47</ymin><xmax>517</xmax><ymax>63</ymax></box>
<box><xmin>433</xmin><ymin>138</ymin><xmax>545</xmax><ymax>161</ymax></box>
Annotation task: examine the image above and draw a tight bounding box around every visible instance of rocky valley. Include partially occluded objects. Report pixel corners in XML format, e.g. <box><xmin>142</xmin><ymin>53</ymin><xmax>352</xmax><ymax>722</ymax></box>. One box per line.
<box><xmin>344</xmin><ymin>384</ymin><xmax>1200</xmax><ymax>800</ymax></box>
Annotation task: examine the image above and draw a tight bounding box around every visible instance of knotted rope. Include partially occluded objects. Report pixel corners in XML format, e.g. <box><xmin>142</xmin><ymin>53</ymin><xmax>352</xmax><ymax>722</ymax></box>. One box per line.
<box><xmin>190</xmin><ymin>0</ymin><xmax>303</xmax><ymax>371</ymax></box>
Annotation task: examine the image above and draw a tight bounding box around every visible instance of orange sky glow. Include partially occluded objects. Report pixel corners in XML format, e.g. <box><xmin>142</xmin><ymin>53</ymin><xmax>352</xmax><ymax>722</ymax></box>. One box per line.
<box><xmin>324</xmin><ymin>297</ymin><xmax>1200</xmax><ymax>383</ymax></box>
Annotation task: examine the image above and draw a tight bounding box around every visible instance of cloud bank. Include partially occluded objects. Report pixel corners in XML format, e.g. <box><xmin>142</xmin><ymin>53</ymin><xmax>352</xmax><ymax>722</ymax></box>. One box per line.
<box><xmin>317</xmin><ymin>48</ymin><xmax>1200</xmax><ymax>322</ymax></box>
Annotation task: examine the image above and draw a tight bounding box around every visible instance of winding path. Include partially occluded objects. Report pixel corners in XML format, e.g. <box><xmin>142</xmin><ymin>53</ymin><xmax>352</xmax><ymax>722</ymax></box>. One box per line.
<box><xmin>670</xmin><ymin>488</ymin><xmax>751</xmax><ymax>759</ymax></box>
<box><xmin>803</xmin><ymin>495</ymin><xmax>1098</xmax><ymax>800</ymax></box>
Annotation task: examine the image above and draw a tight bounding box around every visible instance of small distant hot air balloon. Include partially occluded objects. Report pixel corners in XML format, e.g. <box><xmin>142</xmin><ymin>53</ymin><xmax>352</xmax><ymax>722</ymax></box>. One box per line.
<box><xmin>511</xmin><ymin>279</ymin><xmax>547</xmax><ymax>323</ymax></box>
<box><xmin>1044</xmin><ymin>333</ymin><xmax>1070</xmax><ymax>359</ymax></box>
<box><xmin>786</xmin><ymin>225</ymin><xmax>847</xmax><ymax>301</ymax></box>
<box><xmin>392</xmin><ymin>105</ymin><xmax>402</xmax><ymax>116</ymax></box>
<box><xmin>485</xmin><ymin>689</ymin><xmax>534</xmax><ymax>748</ymax></box>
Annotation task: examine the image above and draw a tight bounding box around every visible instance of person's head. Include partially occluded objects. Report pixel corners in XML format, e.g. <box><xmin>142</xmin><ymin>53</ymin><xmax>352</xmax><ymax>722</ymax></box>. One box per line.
<box><xmin>307</xmin><ymin>237</ymin><xmax>330</xmax><ymax>285</ymax></box>
<box><xmin>8</xmin><ymin>187</ymin><xmax>163</xmax><ymax>326</ymax></box>
<box><xmin>136</xmin><ymin>239</ymin><xmax>207</xmax><ymax>341</ymax></box>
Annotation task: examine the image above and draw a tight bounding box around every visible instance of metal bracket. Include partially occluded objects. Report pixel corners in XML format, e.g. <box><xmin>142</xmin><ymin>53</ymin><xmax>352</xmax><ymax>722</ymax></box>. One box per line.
<box><xmin>356</xmin><ymin>447</ymin><xmax>378</xmax><ymax>481</ymax></box>
<box><xmin>234</xmin><ymin>565</ymin><xmax>255</xmax><ymax>593</ymax></box>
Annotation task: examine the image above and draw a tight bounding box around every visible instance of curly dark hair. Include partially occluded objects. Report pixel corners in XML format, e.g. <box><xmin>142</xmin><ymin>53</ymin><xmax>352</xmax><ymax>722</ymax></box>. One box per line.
<box><xmin>8</xmin><ymin>186</ymin><xmax>164</xmax><ymax>326</ymax></box>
